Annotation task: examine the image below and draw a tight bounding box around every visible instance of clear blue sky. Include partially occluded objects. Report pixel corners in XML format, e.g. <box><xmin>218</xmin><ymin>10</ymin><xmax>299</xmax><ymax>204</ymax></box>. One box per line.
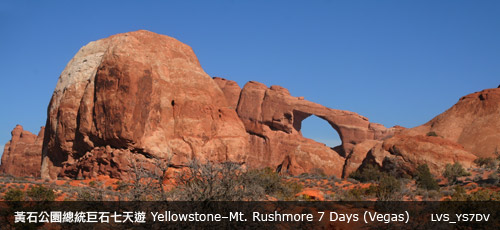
<box><xmin>0</xmin><ymin>0</ymin><xmax>499</xmax><ymax>157</ymax></box>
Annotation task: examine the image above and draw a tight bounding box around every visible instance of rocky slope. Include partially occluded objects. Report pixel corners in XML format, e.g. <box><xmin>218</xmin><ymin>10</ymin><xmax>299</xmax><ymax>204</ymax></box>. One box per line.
<box><xmin>402</xmin><ymin>87</ymin><xmax>500</xmax><ymax>158</ymax></box>
<box><xmin>0</xmin><ymin>125</ymin><xmax>44</xmax><ymax>177</ymax></box>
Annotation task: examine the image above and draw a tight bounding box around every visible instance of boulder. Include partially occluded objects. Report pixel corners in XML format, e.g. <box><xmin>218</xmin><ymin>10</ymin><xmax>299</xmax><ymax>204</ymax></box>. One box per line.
<box><xmin>359</xmin><ymin>135</ymin><xmax>477</xmax><ymax>176</ymax></box>
<box><xmin>0</xmin><ymin>125</ymin><xmax>44</xmax><ymax>177</ymax></box>
<box><xmin>343</xmin><ymin>140</ymin><xmax>381</xmax><ymax>177</ymax></box>
<box><xmin>41</xmin><ymin>30</ymin><xmax>249</xmax><ymax>180</ymax></box>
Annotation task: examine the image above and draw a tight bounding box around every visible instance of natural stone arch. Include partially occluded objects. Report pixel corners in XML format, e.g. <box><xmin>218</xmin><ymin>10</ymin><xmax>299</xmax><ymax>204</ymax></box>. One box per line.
<box><xmin>293</xmin><ymin>111</ymin><xmax>344</xmax><ymax>154</ymax></box>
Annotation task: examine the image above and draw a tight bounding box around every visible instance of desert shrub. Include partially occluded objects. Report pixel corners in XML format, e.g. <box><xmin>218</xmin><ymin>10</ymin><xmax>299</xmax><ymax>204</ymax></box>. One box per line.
<box><xmin>441</xmin><ymin>188</ymin><xmax>454</xmax><ymax>197</ymax></box>
<box><xmin>328</xmin><ymin>175</ymin><xmax>342</xmax><ymax>183</ymax></box>
<box><xmin>415</xmin><ymin>164</ymin><xmax>439</xmax><ymax>190</ymax></box>
<box><xmin>172</xmin><ymin>161</ymin><xmax>302</xmax><ymax>201</ymax></box>
<box><xmin>241</xmin><ymin>167</ymin><xmax>302</xmax><ymax>200</ymax></box>
<box><xmin>310</xmin><ymin>168</ymin><xmax>327</xmax><ymax>177</ymax></box>
<box><xmin>426</xmin><ymin>131</ymin><xmax>438</xmax><ymax>137</ymax></box>
<box><xmin>26</xmin><ymin>185</ymin><xmax>55</xmax><ymax>201</ymax></box>
<box><xmin>473</xmin><ymin>174</ymin><xmax>483</xmax><ymax>182</ymax></box>
<box><xmin>346</xmin><ymin>178</ymin><xmax>359</xmax><ymax>184</ymax></box>
<box><xmin>77</xmin><ymin>189</ymin><xmax>103</xmax><ymax>201</ymax></box>
<box><xmin>474</xmin><ymin>157</ymin><xmax>498</xmax><ymax>169</ymax></box>
<box><xmin>487</xmin><ymin>173</ymin><xmax>499</xmax><ymax>185</ymax></box>
<box><xmin>115</xmin><ymin>181</ymin><xmax>130</xmax><ymax>192</ymax></box>
<box><xmin>443</xmin><ymin>162</ymin><xmax>471</xmax><ymax>184</ymax></box>
<box><xmin>3</xmin><ymin>188</ymin><xmax>25</xmax><ymax>201</ymax></box>
<box><xmin>88</xmin><ymin>180</ymin><xmax>97</xmax><ymax>187</ymax></box>
<box><xmin>336</xmin><ymin>186</ymin><xmax>373</xmax><ymax>201</ymax></box>
<box><xmin>468</xmin><ymin>189</ymin><xmax>500</xmax><ymax>201</ymax></box>
<box><xmin>448</xmin><ymin>185</ymin><xmax>468</xmax><ymax>201</ymax></box>
<box><xmin>349</xmin><ymin>164</ymin><xmax>386</xmax><ymax>182</ymax></box>
<box><xmin>449</xmin><ymin>186</ymin><xmax>500</xmax><ymax>201</ymax></box>
<box><xmin>376</xmin><ymin>175</ymin><xmax>402</xmax><ymax>201</ymax></box>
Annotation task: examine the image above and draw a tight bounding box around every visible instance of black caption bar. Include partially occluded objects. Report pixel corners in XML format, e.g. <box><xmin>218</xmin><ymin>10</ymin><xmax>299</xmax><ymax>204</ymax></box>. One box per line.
<box><xmin>1</xmin><ymin>201</ymin><xmax>498</xmax><ymax>229</ymax></box>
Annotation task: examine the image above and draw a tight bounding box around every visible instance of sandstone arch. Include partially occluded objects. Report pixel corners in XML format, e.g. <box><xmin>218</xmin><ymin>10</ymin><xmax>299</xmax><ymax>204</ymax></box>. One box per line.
<box><xmin>298</xmin><ymin>114</ymin><xmax>342</xmax><ymax>149</ymax></box>
<box><xmin>213</xmin><ymin>80</ymin><xmax>394</xmax><ymax>177</ymax></box>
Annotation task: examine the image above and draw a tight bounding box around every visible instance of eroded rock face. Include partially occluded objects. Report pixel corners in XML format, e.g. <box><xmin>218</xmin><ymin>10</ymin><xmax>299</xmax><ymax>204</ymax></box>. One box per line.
<box><xmin>403</xmin><ymin>88</ymin><xmax>500</xmax><ymax>158</ymax></box>
<box><xmin>213</xmin><ymin>77</ymin><xmax>241</xmax><ymax>109</ymax></box>
<box><xmin>380</xmin><ymin>135</ymin><xmax>476</xmax><ymax>175</ymax></box>
<box><xmin>41</xmin><ymin>30</ymin><xmax>249</xmax><ymax>180</ymax></box>
<box><xmin>343</xmin><ymin>140</ymin><xmax>381</xmax><ymax>177</ymax></box>
<box><xmin>0</xmin><ymin>125</ymin><xmax>44</xmax><ymax>177</ymax></box>
<box><xmin>347</xmin><ymin>135</ymin><xmax>477</xmax><ymax>177</ymax></box>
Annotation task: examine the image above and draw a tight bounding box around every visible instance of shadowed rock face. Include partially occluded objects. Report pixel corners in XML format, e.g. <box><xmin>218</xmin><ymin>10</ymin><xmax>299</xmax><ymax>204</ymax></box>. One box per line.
<box><xmin>402</xmin><ymin>88</ymin><xmax>500</xmax><ymax>158</ymax></box>
<box><xmin>0</xmin><ymin>125</ymin><xmax>44</xmax><ymax>177</ymax></box>
<box><xmin>41</xmin><ymin>30</ymin><xmax>249</xmax><ymax>180</ymax></box>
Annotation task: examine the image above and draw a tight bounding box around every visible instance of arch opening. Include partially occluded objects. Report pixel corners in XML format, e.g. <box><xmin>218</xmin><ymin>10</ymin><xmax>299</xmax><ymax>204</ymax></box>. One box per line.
<box><xmin>299</xmin><ymin>115</ymin><xmax>343</xmax><ymax>154</ymax></box>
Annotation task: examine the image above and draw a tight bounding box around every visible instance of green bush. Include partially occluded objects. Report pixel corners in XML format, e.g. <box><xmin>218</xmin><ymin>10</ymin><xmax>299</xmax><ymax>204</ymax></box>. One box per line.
<box><xmin>241</xmin><ymin>167</ymin><xmax>302</xmax><ymax>200</ymax></box>
<box><xmin>415</xmin><ymin>164</ymin><xmax>439</xmax><ymax>190</ymax></box>
<box><xmin>443</xmin><ymin>162</ymin><xmax>471</xmax><ymax>184</ymax></box>
<box><xmin>426</xmin><ymin>131</ymin><xmax>438</xmax><ymax>137</ymax></box>
<box><xmin>376</xmin><ymin>175</ymin><xmax>402</xmax><ymax>201</ymax></box>
<box><xmin>3</xmin><ymin>188</ymin><xmax>25</xmax><ymax>201</ymax></box>
<box><xmin>473</xmin><ymin>157</ymin><xmax>497</xmax><ymax>169</ymax></box>
<box><xmin>449</xmin><ymin>185</ymin><xmax>467</xmax><ymax>201</ymax></box>
<box><xmin>26</xmin><ymin>185</ymin><xmax>55</xmax><ymax>201</ymax></box>
<box><xmin>449</xmin><ymin>186</ymin><xmax>500</xmax><ymax>201</ymax></box>
<box><xmin>77</xmin><ymin>189</ymin><xmax>103</xmax><ymax>201</ymax></box>
<box><xmin>468</xmin><ymin>189</ymin><xmax>500</xmax><ymax>201</ymax></box>
<box><xmin>349</xmin><ymin>164</ymin><xmax>386</xmax><ymax>182</ymax></box>
<box><xmin>487</xmin><ymin>172</ymin><xmax>499</xmax><ymax>185</ymax></box>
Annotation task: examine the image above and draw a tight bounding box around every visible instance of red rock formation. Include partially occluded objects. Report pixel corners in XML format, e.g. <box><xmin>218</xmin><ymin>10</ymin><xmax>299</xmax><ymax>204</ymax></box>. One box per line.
<box><xmin>41</xmin><ymin>30</ymin><xmax>249</xmax><ymax>180</ymax></box>
<box><xmin>229</xmin><ymin>81</ymin><xmax>393</xmax><ymax>177</ymax></box>
<box><xmin>343</xmin><ymin>140</ymin><xmax>381</xmax><ymax>177</ymax></box>
<box><xmin>40</xmin><ymin>30</ymin><xmax>396</xmax><ymax>180</ymax></box>
<box><xmin>213</xmin><ymin>77</ymin><xmax>241</xmax><ymax>109</ymax></box>
<box><xmin>346</xmin><ymin>135</ymin><xmax>477</xmax><ymax>177</ymax></box>
<box><xmin>380</xmin><ymin>135</ymin><xmax>476</xmax><ymax>175</ymax></box>
<box><xmin>0</xmin><ymin>125</ymin><xmax>44</xmax><ymax>177</ymax></box>
<box><xmin>403</xmin><ymin>88</ymin><xmax>500</xmax><ymax>158</ymax></box>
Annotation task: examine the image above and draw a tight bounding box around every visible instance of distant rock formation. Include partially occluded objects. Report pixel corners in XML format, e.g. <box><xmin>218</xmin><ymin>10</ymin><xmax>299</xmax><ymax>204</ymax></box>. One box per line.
<box><xmin>0</xmin><ymin>125</ymin><xmax>44</xmax><ymax>177</ymax></box>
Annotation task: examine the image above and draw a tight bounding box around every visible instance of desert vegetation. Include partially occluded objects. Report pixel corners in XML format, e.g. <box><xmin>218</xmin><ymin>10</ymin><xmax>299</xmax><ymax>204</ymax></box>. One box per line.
<box><xmin>1</xmin><ymin>156</ymin><xmax>499</xmax><ymax>202</ymax></box>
